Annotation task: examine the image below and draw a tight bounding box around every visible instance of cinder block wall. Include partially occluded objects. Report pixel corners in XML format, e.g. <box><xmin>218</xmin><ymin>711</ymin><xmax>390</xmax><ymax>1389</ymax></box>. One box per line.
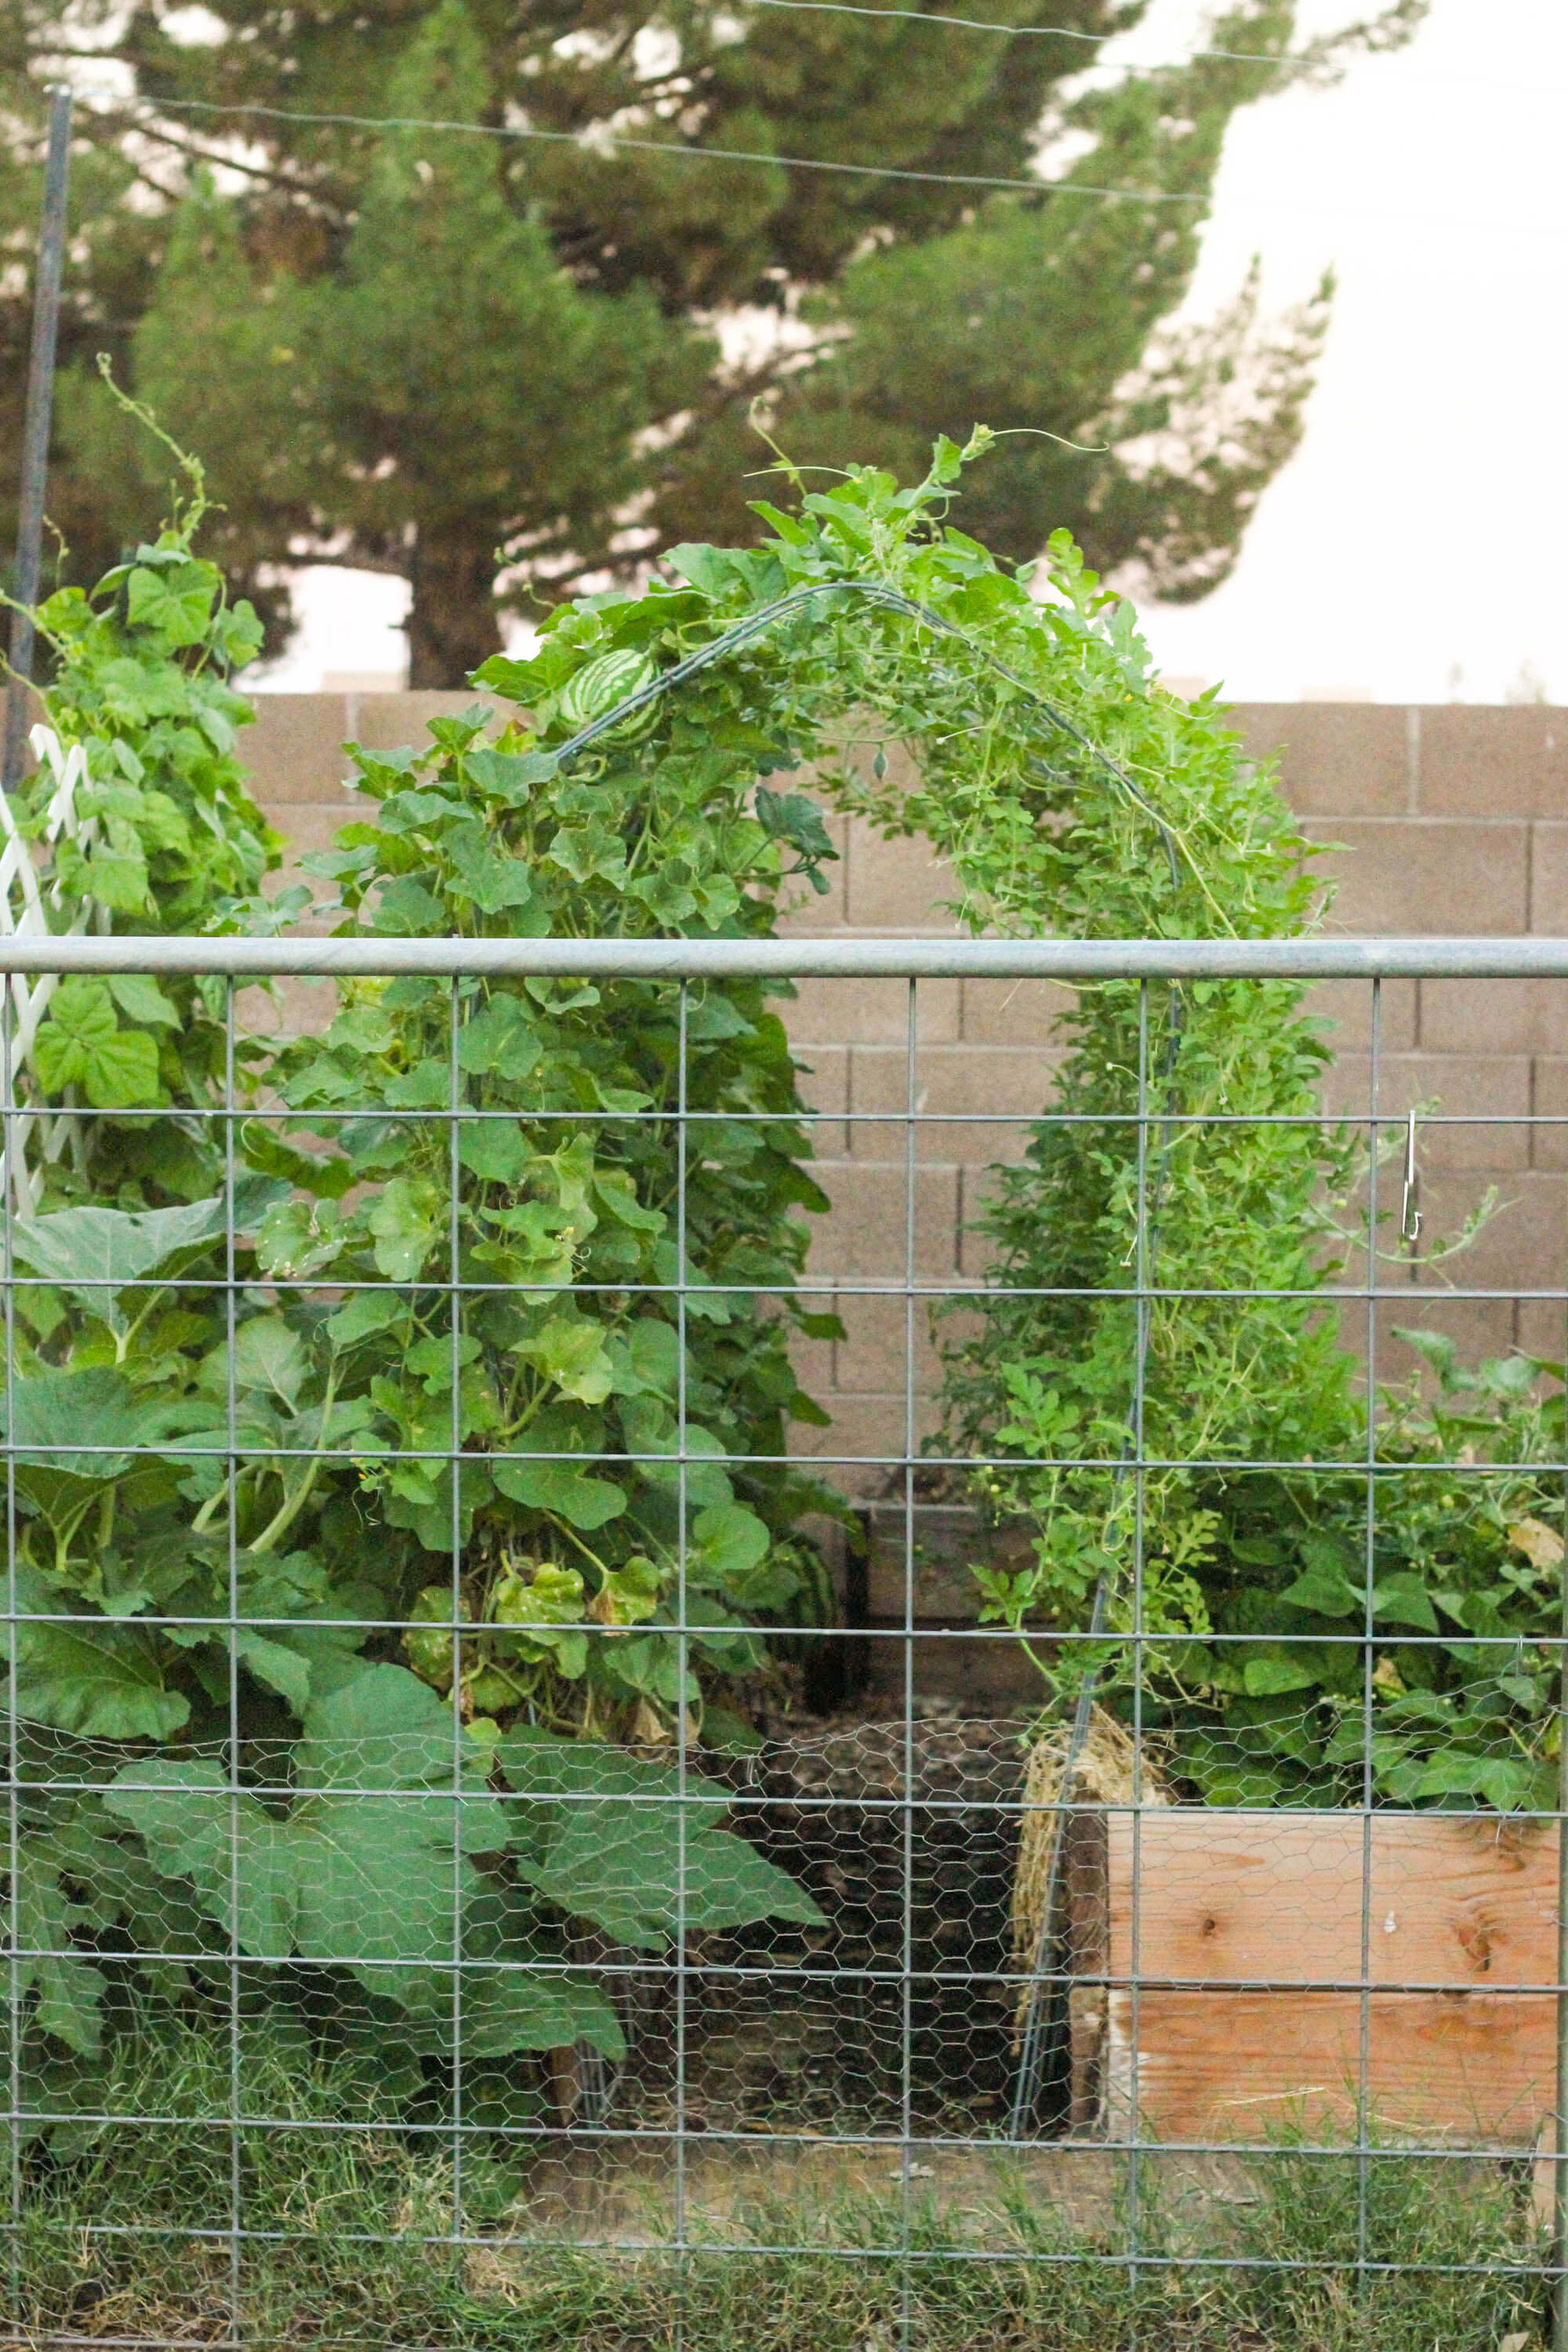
<box><xmin>245</xmin><ymin>696</ymin><xmax>1568</xmax><ymax>1491</ymax></box>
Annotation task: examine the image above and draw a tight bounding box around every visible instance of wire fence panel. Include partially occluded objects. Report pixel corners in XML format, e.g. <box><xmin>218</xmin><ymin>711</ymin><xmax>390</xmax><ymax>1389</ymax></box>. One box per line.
<box><xmin>2</xmin><ymin>935</ymin><xmax>1566</xmax><ymax>2352</ymax></box>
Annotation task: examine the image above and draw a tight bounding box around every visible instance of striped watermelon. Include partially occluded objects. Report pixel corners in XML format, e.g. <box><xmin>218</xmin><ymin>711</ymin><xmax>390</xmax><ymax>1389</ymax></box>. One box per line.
<box><xmin>556</xmin><ymin>646</ymin><xmax>661</xmax><ymax>741</ymax></box>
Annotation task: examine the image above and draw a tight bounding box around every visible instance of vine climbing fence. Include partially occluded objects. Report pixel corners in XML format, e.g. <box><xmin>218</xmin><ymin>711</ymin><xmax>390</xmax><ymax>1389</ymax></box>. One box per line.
<box><xmin>5</xmin><ymin>927</ymin><xmax>1568</xmax><ymax>2352</ymax></box>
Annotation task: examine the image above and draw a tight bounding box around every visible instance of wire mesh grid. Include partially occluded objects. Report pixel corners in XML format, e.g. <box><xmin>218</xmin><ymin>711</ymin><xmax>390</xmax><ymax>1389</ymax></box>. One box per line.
<box><xmin>2</xmin><ymin>934</ymin><xmax>1566</xmax><ymax>2351</ymax></box>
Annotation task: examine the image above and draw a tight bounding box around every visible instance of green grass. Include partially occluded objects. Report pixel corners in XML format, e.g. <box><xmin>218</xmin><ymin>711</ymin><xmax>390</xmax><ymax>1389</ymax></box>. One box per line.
<box><xmin>1</xmin><ymin>2020</ymin><xmax>1551</xmax><ymax>2350</ymax></box>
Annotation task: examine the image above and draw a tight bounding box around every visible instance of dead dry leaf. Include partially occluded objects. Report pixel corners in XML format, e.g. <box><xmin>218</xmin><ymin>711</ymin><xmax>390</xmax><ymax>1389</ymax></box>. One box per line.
<box><xmin>1508</xmin><ymin>1517</ymin><xmax>1564</xmax><ymax>1571</ymax></box>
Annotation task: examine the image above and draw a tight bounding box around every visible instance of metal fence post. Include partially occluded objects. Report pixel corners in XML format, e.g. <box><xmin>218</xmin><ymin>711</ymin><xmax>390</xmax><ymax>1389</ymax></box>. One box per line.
<box><xmin>3</xmin><ymin>85</ymin><xmax>72</xmax><ymax>799</ymax></box>
<box><xmin>1555</xmin><ymin>1207</ymin><xmax>1568</xmax><ymax>2351</ymax></box>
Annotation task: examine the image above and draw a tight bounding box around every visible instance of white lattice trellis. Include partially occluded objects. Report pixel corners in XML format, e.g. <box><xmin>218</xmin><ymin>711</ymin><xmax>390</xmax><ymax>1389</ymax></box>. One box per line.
<box><xmin>0</xmin><ymin>723</ymin><xmax>109</xmax><ymax>1214</ymax></box>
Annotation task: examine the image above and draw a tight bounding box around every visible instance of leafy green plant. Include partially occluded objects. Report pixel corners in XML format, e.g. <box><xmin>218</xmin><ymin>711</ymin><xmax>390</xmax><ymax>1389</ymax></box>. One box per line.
<box><xmin>2</xmin><ymin>1184</ymin><xmax>820</xmax><ymax>2114</ymax></box>
<box><xmin>450</xmin><ymin>430</ymin><xmax>1362</xmax><ymax>1671</ymax></box>
<box><xmin>435</xmin><ymin>428</ymin><xmax>1555</xmax><ymax>1812</ymax></box>
<box><xmin>13</xmin><ymin>387</ymin><xmax>280</xmax><ymax>1203</ymax></box>
<box><xmin>9</xmin><ymin>422</ymin><xmax>1555</xmax><ymax>2154</ymax></box>
<box><xmin>256</xmin><ymin>673</ymin><xmax>844</xmax><ymax>1737</ymax></box>
<box><xmin>3</xmin><ymin>456</ymin><xmax>858</xmax><ymax>2118</ymax></box>
<box><xmin>1155</xmin><ymin>1333</ymin><xmax>1568</xmax><ymax>1809</ymax></box>
<box><xmin>736</xmin><ymin>441</ymin><xmax>1546</xmax><ymax>1811</ymax></box>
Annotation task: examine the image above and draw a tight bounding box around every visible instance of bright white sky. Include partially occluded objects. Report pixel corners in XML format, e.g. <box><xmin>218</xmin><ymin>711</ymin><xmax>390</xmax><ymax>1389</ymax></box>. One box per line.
<box><xmin>257</xmin><ymin>0</ymin><xmax>1566</xmax><ymax>703</ymax></box>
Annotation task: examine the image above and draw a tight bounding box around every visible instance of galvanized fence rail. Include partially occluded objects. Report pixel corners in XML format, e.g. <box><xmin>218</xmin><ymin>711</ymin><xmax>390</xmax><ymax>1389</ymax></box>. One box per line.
<box><xmin>2</xmin><ymin>932</ymin><xmax>1567</xmax><ymax>2352</ymax></box>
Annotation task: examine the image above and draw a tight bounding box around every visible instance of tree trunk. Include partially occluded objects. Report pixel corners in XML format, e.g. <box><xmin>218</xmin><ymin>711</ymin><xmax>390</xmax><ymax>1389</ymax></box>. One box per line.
<box><xmin>405</xmin><ymin>528</ymin><xmax>503</xmax><ymax>689</ymax></box>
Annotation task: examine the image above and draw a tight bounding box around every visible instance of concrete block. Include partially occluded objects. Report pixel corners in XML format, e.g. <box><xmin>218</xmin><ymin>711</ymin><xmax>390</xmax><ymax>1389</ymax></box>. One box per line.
<box><xmin>960</xmin><ymin>976</ymin><xmax>1076</xmax><ymax>1046</ymax></box>
<box><xmin>1229</xmin><ymin>702</ymin><xmax>1409</xmax><ymax>818</ymax></box>
<box><xmin>1405</xmin><ymin>1168</ymin><xmax>1565</xmax><ymax>1303</ymax></box>
<box><xmin>843</xmin><ymin>815</ymin><xmax>960</xmax><ymax>931</ymax></box>
<box><xmin>804</xmin><ymin>1160</ymin><xmax>960</xmax><ymax>1279</ymax></box>
<box><xmin>1308</xmin><ymin>819</ymin><xmax>1529</xmax><ymax>935</ymax></box>
<box><xmin>1418</xmin><ymin>979</ymin><xmax>1568</xmax><ymax>1057</ymax></box>
<box><xmin>847</xmin><ymin>1044</ymin><xmax>1062</xmax><ymax>1164</ymax></box>
<box><xmin>1417</xmin><ymin>704</ymin><xmax>1568</xmax><ymax>818</ymax></box>
<box><xmin>266</xmin><ymin>800</ymin><xmax>370</xmax><ymax>858</ymax></box>
<box><xmin>1530</xmin><ymin>822</ymin><xmax>1568</xmax><ymax>935</ymax></box>
<box><xmin>234</xmin><ymin>975</ymin><xmax>336</xmax><ymax>1043</ymax></box>
<box><xmin>1302</xmin><ymin>978</ymin><xmax>1417</xmax><ymax>1053</ymax></box>
<box><xmin>1530</xmin><ymin>1061</ymin><xmax>1568</xmax><ymax>1171</ymax></box>
<box><xmin>1514</xmin><ymin>1297</ymin><xmax>1568</xmax><ymax>1361</ymax></box>
<box><xmin>785</xmin><ymin>976</ymin><xmax>959</xmax><ymax>1045</ymax></box>
<box><xmin>793</xmin><ymin>1043</ymin><xmax>849</xmax><ymax>1157</ymax></box>
<box><xmin>1320</xmin><ymin>1054</ymin><xmax>1533</xmax><ymax>1171</ymax></box>
<box><xmin>351</xmin><ymin>691</ymin><xmax>502</xmax><ymax>753</ymax></box>
<box><xmin>831</xmin><ymin>1290</ymin><xmax>945</xmax><ymax>1395</ymax></box>
<box><xmin>788</xmin><ymin>1391</ymin><xmax>941</xmax><ymax>1498</ymax></box>
<box><xmin>244</xmin><ymin>695</ymin><xmax>354</xmax><ymax>803</ymax></box>
<box><xmin>1367</xmin><ymin>1293</ymin><xmax>1519</xmax><ymax>1374</ymax></box>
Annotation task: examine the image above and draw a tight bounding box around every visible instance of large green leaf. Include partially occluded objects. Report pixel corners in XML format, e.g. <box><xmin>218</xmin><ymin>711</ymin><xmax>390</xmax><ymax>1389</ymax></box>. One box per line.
<box><xmin>1406</xmin><ymin>1751</ymin><xmax>1541</xmax><ymax>1809</ymax></box>
<box><xmin>491</xmin><ymin>1461</ymin><xmax>626</xmax><ymax>1530</ymax></box>
<box><xmin>234</xmin><ymin>1628</ymin><xmax>314</xmax><ymax>1715</ymax></box>
<box><xmin>104</xmin><ymin>1668</ymin><xmax>554</xmax><ymax>2030</ymax></box>
<box><xmin>9</xmin><ymin>1838</ymin><xmax>107</xmax><ymax>2056</ymax></box>
<box><xmin>255</xmin><ymin>1196</ymin><xmax>346</xmax><ymax>1280</ymax></box>
<box><xmin>514</xmin><ymin>1798</ymin><xmax>822</xmax><ymax>1948</ymax></box>
<box><xmin>126</xmin><ymin>561</ymin><xmax>213</xmax><ymax>648</ymax></box>
<box><xmin>1241</xmin><ymin>1653</ymin><xmax>1319</xmax><ymax>1699</ymax></box>
<box><xmin>368</xmin><ymin>1177</ymin><xmax>441</xmax><ymax>1281</ymax></box>
<box><xmin>1279</xmin><ymin>1558</ymin><xmax>1362</xmax><ymax>1618</ymax></box>
<box><xmin>689</xmin><ymin>1504</ymin><xmax>770</xmax><ymax>1588</ymax></box>
<box><xmin>32</xmin><ymin>979</ymin><xmax>159</xmax><ymax>1106</ymax></box>
<box><xmin>517</xmin><ymin>1314</ymin><xmax>615</xmax><ymax>1406</ymax></box>
<box><xmin>4</xmin><ymin>1367</ymin><xmax>162</xmax><ymax>1487</ymax></box>
<box><xmin>13</xmin><ymin>1196</ymin><xmax>220</xmax><ymax>1294</ymax></box>
<box><xmin>458</xmin><ymin>1119</ymin><xmax>528</xmax><ymax>1185</ymax></box>
<box><xmin>456</xmin><ymin>996</ymin><xmax>541</xmax><ymax>1080</ymax></box>
<box><xmin>107</xmin><ymin>973</ymin><xmax>180</xmax><ymax>1029</ymax></box>
<box><xmin>497</xmin><ymin>1734</ymin><xmax>822</xmax><ymax>1949</ymax></box>
<box><xmin>12</xmin><ymin>1185</ymin><xmax>282</xmax><ymax>1327</ymax></box>
<box><xmin>292</xmin><ymin>1661</ymin><xmax>486</xmax><ymax>1803</ymax></box>
<box><xmin>6</xmin><ymin>1604</ymin><xmax>190</xmax><ymax>1742</ymax></box>
<box><xmin>228</xmin><ymin>1316</ymin><xmax>309</xmax><ymax>1409</ymax></box>
<box><xmin>104</xmin><ymin>1764</ymin><xmax>300</xmax><ymax>1958</ymax></box>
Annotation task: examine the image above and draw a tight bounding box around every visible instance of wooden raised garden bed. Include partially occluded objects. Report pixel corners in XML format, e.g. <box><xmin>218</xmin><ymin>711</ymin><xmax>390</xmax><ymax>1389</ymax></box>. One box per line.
<box><xmin>1066</xmin><ymin>1806</ymin><xmax>1564</xmax><ymax>2149</ymax></box>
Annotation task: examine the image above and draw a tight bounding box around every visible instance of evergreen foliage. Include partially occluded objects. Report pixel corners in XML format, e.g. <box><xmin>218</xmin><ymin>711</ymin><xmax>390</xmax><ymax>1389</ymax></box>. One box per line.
<box><xmin>2</xmin><ymin>0</ymin><xmax>1425</xmax><ymax>677</ymax></box>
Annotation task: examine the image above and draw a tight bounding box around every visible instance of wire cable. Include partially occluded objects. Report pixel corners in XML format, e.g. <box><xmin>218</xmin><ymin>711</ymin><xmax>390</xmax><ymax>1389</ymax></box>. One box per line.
<box><xmin>60</xmin><ymin>84</ymin><xmax>1550</xmax><ymax>244</ymax></box>
<box><xmin>74</xmin><ymin>87</ymin><xmax>1207</xmax><ymax>205</ymax></box>
<box><xmin>734</xmin><ymin>0</ymin><xmax>1364</xmax><ymax>71</ymax></box>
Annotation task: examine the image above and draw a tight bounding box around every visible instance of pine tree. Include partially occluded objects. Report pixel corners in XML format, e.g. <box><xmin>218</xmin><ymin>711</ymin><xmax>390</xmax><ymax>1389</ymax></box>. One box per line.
<box><xmin>2</xmin><ymin>0</ymin><xmax>1426</xmax><ymax>681</ymax></box>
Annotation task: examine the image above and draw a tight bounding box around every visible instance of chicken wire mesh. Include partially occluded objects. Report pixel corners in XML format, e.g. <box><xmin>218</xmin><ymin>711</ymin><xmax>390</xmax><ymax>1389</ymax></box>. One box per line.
<box><xmin>1</xmin><ymin>933</ymin><xmax>1566</xmax><ymax>2352</ymax></box>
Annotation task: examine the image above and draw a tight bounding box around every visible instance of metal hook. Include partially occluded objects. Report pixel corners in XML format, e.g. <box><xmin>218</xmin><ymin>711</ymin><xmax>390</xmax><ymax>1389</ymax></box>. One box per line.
<box><xmin>1401</xmin><ymin>1107</ymin><xmax>1421</xmax><ymax>1250</ymax></box>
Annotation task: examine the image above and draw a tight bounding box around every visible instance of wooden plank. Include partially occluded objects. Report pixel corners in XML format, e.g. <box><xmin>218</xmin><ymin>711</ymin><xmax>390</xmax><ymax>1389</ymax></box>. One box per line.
<box><xmin>1096</xmin><ymin>1810</ymin><xmax>1563</xmax><ymax>2147</ymax></box>
<box><xmin>1110</xmin><ymin>1811</ymin><xmax>1559</xmax><ymax>1988</ymax></box>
